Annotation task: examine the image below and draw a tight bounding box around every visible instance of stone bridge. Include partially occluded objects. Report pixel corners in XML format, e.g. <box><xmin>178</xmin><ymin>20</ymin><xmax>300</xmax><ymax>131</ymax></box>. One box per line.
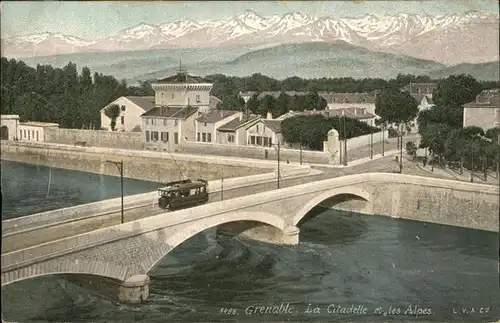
<box><xmin>2</xmin><ymin>173</ymin><xmax>498</xmax><ymax>304</ymax></box>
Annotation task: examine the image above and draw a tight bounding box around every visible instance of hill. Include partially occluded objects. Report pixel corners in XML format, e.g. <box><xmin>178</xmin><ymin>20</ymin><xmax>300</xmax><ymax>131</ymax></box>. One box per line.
<box><xmin>134</xmin><ymin>42</ymin><xmax>447</xmax><ymax>81</ymax></box>
<box><xmin>10</xmin><ymin>42</ymin><xmax>498</xmax><ymax>83</ymax></box>
<box><xmin>428</xmin><ymin>61</ymin><xmax>499</xmax><ymax>81</ymax></box>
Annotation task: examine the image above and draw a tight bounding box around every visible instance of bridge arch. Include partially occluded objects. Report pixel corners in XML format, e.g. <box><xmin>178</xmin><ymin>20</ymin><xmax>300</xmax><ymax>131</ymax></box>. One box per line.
<box><xmin>292</xmin><ymin>187</ymin><xmax>372</xmax><ymax>226</ymax></box>
<box><xmin>143</xmin><ymin>211</ymin><xmax>285</xmax><ymax>273</ymax></box>
<box><xmin>1</xmin><ymin>259</ymin><xmax>129</xmax><ymax>287</ymax></box>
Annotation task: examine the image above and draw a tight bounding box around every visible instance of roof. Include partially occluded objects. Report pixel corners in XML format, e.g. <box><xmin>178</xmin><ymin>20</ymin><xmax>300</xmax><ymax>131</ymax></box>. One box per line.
<box><xmin>141</xmin><ymin>105</ymin><xmax>199</xmax><ymax>119</ymax></box>
<box><xmin>1</xmin><ymin>114</ymin><xmax>20</xmax><ymax>120</ymax></box>
<box><xmin>218</xmin><ymin>115</ymin><xmax>261</xmax><ymax>131</ymax></box>
<box><xmin>281</xmin><ymin>108</ymin><xmax>377</xmax><ymax>121</ymax></box>
<box><xmin>464</xmin><ymin>89</ymin><xmax>500</xmax><ymax>109</ymax></box>
<box><xmin>155</xmin><ymin>72</ymin><xmax>211</xmax><ymax>84</ymax></box>
<box><xmin>261</xmin><ymin>119</ymin><xmax>282</xmax><ymax>133</ymax></box>
<box><xmin>410</xmin><ymin>94</ymin><xmax>434</xmax><ymax>104</ymax></box>
<box><xmin>126</xmin><ymin>96</ymin><xmax>155</xmax><ymax>111</ymax></box>
<box><xmin>401</xmin><ymin>82</ymin><xmax>438</xmax><ymax>95</ymax></box>
<box><xmin>318</xmin><ymin>92</ymin><xmax>377</xmax><ymax>104</ymax></box>
<box><xmin>20</xmin><ymin>121</ymin><xmax>59</xmax><ymax>127</ymax></box>
<box><xmin>196</xmin><ymin>110</ymin><xmax>238</xmax><ymax>123</ymax></box>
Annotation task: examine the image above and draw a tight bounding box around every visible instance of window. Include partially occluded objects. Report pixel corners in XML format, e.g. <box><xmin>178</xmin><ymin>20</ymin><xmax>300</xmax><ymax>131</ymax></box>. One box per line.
<box><xmin>204</xmin><ymin>122</ymin><xmax>207</xmax><ymax>127</ymax></box>
<box><xmin>172</xmin><ymin>93</ymin><xmax>175</xmax><ymax>99</ymax></box>
<box><xmin>196</xmin><ymin>94</ymin><xmax>201</xmax><ymax>102</ymax></box>
<box><xmin>263</xmin><ymin>137</ymin><xmax>269</xmax><ymax>147</ymax></box>
<box><xmin>250</xmin><ymin>136</ymin><xmax>256</xmax><ymax>145</ymax></box>
<box><xmin>174</xmin><ymin>132</ymin><xmax>179</xmax><ymax>144</ymax></box>
<box><xmin>207</xmin><ymin>133</ymin><xmax>212</xmax><ymax>143</ymax></box>
<box><xmin>152</xmin><ymin>119</ymin><xmax>157</xmax><ymax>126</ymax></box>
<box><xmin>163</xmin><ymin>119</ymin><xmax>167</xmax><ymax>126</ymax></box>
<box><xmin>263</xmin><ymin>125</ymin><xmax>266</xmax><ymax>132</ymax></box>
<box><xmin>36</xmin><ymin>131</ymin><xmax>39</xmax><ymax>141</ymax></box>
<box><xmin>256</xmin><ymin>125</ymin><xmax>259</xmax><ymax>132</ymax></box>
<box><xmin>152</xmin><ymin>131</ymin><xmax>159</xmax><ymax>141</ymax></box>
<box><xmin>146</xmin><ymin>118</ymin><xmax>150</xmax><ymax>125</ymax></box>
<box><xmin>32</xmin><ymin>130</ymin><xmax>35</xmax><ymax>138</ymax></box>
<box><xmin>28</xmin><ymin>130</ymin><xmax>30</xmax><ymax>140</ymax></box>
<box><xmin>121</xmin><ymin>105</ymin><xmax>126</xmax><ymax>111</ymax></box>
<box><xmin>24</xmin><ymin>129</ymin><xmax>26</xmax><ymax>138</ymax></box>
<box><xmin>121</xmin><ymin>116</ymin><xmax>124</xmax><ymax>125</ymax></box>
<box><xmin>174</xmin><ymin>120</ymin><xmax>178</xmax><ymax>126</ymax></box>
<box><xmin>161</xmin><ymin>132</ymin><xmax>169</xmax><ymax>142</ymax></box>
<box><xmin>197</xmin><ymin>132</ymin><xmax>200</xmax><ymax>141</ymax></box>
<box><xmin>228</xmin><ymin>134</ymin><xmax>234</xmax><ymax>143</ymax></box>
<box><xmin>202</xmin><ymin>133</ymin><xmax>206</xmax><ymax>142</ymax></box>
<box><xmin>146</xmin><ymin>131</ymin><xmax>150</xmax><ymax>142</ymax></box>
<box><xmin>256</xmin><ymin>136</ymin><xmax>262</xmax><ymax>146</ymax></box>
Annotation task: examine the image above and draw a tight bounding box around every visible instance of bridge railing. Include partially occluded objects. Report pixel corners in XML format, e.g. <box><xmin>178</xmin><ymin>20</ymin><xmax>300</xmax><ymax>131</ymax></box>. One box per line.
<box><xmin>2</xmin><ymin>165</ymin><xmax>314</xmax><ymax>235</ymax></box>
<box><xmin>3</xmin><ymin>173</ymin><xmax>497</xmax><ymax>273</ymax></box>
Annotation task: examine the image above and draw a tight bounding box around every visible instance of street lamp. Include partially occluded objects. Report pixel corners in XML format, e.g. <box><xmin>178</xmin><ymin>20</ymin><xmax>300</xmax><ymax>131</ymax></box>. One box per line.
<box><xmin>106</xmin><ymin>159</ymin><xmax>124</xmax><ymax>224</ymax></box>
<box><xmin>272</xmin><ymin>142</ymin><xmax>281</xmax><ymax>189</ymax></box>
<box><xmin>399</xmin><ymin>122</ymin><xmax>404</xmax><ymax>173</ymax></box>
<box><xmin>299</xmin><ymin>132</ymin><xmax>303</xmax><ymax>165</ymax></box>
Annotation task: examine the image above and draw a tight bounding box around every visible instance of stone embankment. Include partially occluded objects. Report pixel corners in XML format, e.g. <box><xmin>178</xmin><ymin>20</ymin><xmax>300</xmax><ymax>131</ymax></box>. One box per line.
<box><xmin>0</xmin><ymin>141</ymin><xmax>307</xmax><ymax>182</ymax></box>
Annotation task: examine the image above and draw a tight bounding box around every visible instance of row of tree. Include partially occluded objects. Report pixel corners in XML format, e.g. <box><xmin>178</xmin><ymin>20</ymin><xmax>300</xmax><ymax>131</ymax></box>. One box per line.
<box><xmin>281</xmin><ymin>115</ymin><xmax>377</xmax><ymax>151</ymax></box>
<box><xmin>413</xmin><ymin>75</ymin><xmax>499</xmax><ymax>171</ymax></box>
<box><xmin>244</xmin><ymin>91</ymin><xmax>328</xmax><ymax>118</ymax></box>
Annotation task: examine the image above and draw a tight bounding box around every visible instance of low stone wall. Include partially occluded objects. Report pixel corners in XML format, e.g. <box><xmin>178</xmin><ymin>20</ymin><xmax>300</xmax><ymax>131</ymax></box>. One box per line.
<box><xmin>2</xmin><ymin>167</ymin><xmax>315</xmax><ymax>234</ymax></box>
<box><xmin>0</xmin><ymin>141</ymin><xmax>293</xmax><ymax>183</ymax></box>
<box><xmin>44</xmin><ymin>128</ymin><xmax>144</xmax><ymax>150</ymax></box>
<box><xmin>182</xmin><ymin>140</ymin><xmax>330</xmax><ymax>164</ymax></box>
<box><xmin>346</xmin><ymin>130</ymin><xmax>388</xmax><ymax>150</ymax></box>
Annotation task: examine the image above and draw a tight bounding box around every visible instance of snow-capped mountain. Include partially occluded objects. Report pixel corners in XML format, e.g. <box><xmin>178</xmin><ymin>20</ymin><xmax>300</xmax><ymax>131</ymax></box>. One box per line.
<box><xmin>2</xmin><ymin>9</ymin><xmax>499</xmax><ymax>65</ymax></box>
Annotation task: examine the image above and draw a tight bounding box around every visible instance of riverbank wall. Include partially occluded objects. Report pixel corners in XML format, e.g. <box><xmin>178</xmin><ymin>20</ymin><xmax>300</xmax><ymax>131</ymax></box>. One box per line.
<box><xmin>0</xmin><ymin>141</ymin><xmax>307</xmax><ymax>182</ymax></box>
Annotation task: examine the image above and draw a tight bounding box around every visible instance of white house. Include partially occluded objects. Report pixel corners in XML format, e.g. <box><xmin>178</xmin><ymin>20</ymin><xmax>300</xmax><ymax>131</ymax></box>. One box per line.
<box><xmin>100</xmin><ymin>96</ymin><xmax>155</xmax><ymax>132</ymax></box>
<box><xmin>217</xmin><ymin>114</ymin><xmax>261</xmax><ymax>146</ymax></box>
<box><xmin>18</xmin><ymin>121</ymin><xmax>59</xmax><ymax>142</ymax></box>
<box><xmin>152</xmin><ymin>72</ymin><xmax>214</xmax><ymax>114</ymax></box>
<box><xmin>195</xmin><ymin>110</ymin><xmax>241</xmax><ymax>143</ymax></box>
<box><xmin>318</xmin><ymin>92</ymin><xmax>378</xmax><ymax>115</ymax></box>
<box><xmin>463</xmin><ymin>89</ymin><xmax>500</xmax><ymax>131</ymax></box>
<box><xmin>0</xmin><ymin>114</ymin><xmax>20</xmax><ymax>140</ymax></box>
<box><xmin>246</xmin><ymin>112</ymin><xmax>283</xmax><ymax>147</ymax></box>
<box><xmin>141</xmin><ymin>106</ymin><xmax>199</xmax><ymax>151</ymax></box>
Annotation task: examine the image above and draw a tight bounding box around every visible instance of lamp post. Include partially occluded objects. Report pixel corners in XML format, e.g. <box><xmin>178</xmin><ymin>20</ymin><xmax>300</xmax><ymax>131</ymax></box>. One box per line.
<box><xmin>106</xmin><ymin>159</ymin><xmax>124</xmax><ymax>224</ymax></box>
<box><xmin>221</xmin><ymin>168</ymin><xmax>224</xmax><ymax>201</ymax></box>
<box><xmin>343</xmin><ymin>115</ymin><xmax>348</xmax><ymax>166</ymax></box>
<box><xmin>273</xmin><ymin>142</ymin><xmax>281</xmax><ymax>189</ymax></box>
<box><xmin>299</xmin><ymin>132</ymin><xmax>303</xmax><ymax>165</ymax></box>
<box><xmin>381</xmin><ymin>122</ymin><xmax>385</xmax><ymax>156</ymax></box>
<box><xmin>370</xmin><ymin>119</ymin><xmax>374</xmax><ymax>159</ymax></box>
<box><xmin>399</xmin><ymin>122</ymin><xmax>403</xmax><ymax>173</ymax></box>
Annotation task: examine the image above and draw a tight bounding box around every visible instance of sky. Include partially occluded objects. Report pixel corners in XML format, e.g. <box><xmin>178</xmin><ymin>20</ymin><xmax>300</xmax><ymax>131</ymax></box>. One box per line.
<box><xmin>1</xmin><ymin>0</ymin><xmax>498</xmax><ymax>40</ymax></box>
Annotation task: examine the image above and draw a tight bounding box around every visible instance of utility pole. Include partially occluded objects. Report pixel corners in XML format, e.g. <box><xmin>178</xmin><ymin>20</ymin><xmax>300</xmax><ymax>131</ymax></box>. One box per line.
<box><xmin>370</xmin><ymin>119</ymin><xmax>373</xmax><ymax>159</ymax></box>
<box><xmin>277</xmin><ymin>142</ymin><xmax>281</xmax><ymax>189</ymax></box>
<box><xmin>381</xmin><ymin>122</ymin><xmax>385</xmax><ymax>156</ymax></box>
<box><xmin>470</xmin><ymin>147</ymin><xmax>474</xmax><ymax>183</ymax></box>
<box><xmin>343</xmin><ymin>115</ymin><xmax>347</xmax><ymax>165</ymax></box>
<box><xmin>220</xmin><ymin>168</ymin><xmax>224</xmax><ymax>201</ymax></box>
<box><xmin>399</xmin><ymin>122</ymin><xmax>403</xmax><ymax>173</ymax></box>
<box><xmin>106</xmin><ymin>159</ymin><xmax>124</xmax><ymax>224</ymax></box>
<box><xmin>300</xmin><ymin>132</ymin><xmax>303</xmax><ymax>165</ymax></box>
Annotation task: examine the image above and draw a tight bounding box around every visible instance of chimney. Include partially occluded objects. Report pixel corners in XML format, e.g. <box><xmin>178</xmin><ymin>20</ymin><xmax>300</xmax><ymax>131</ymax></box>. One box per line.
<box><xmin>266</xmin><ymin>111</ymin><xmax>272</xmax><ymax>120</ymax></box>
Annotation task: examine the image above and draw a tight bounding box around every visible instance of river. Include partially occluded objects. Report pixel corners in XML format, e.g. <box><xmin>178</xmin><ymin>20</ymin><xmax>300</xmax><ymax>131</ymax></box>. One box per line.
<box><xmin>1</xmin><ymin>161</ymin><xmax>498</xmax><ymax>322</ymax></box>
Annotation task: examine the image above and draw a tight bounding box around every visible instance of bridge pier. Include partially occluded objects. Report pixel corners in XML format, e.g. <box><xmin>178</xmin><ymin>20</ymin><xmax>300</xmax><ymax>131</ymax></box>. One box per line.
<box><xmin>60</xmin><ymin>274</ymin><xmax>150</xmax><ymax>304</ymax></box>
<box><xmin>217</xmin><ymin>222</ymin><xmax>300</xmax><ymax>245</ymax></box>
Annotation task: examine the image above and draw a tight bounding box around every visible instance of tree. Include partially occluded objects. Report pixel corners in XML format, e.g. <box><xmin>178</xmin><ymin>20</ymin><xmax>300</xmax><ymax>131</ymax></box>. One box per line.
<box><xmin>433</xmin><ymin>74</ymin><xmax>482</xmax><ymax>107</ymax></box>
<box><xmin>104</xmin><ymin>104</ymin><xmax>120</xmax><ymax>131</ymax></box>
<box><xmin>375</xmin><ymin>89</ymin><xmax>419</xmax><ymax>124</ymax></box>
<box><xmin>406</xmin><ymin>141</ymin><xmax>418</xmax><ymax>159</ymax></box>
<box><xmin>420</xmin><ymin>123</ymin><xmax>452</xmax><ymax>165</ymax></box>
<box><xmin>246</xmin><ymin>94</ymin><xmax>260</xmax><ymax>114</ymax></box>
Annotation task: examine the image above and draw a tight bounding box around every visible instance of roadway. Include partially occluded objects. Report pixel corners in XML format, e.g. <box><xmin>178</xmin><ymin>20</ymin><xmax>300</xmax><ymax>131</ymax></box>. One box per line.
<box><xmin>2</xmin><ymin>154</ymin><xmax>403</xmax><ymax>253</ymax></box>
<box><xmin>3</xmin><ymin>148</ymin><xmax>478</xmax><ymax>254</ymax></box>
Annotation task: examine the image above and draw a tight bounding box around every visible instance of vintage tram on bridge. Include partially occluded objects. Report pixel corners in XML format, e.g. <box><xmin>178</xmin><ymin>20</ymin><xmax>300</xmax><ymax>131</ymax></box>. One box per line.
<box><xmin>157</xmin><ymin>179</ymin><xmax>209</xmax><ymax>211</ymax></box>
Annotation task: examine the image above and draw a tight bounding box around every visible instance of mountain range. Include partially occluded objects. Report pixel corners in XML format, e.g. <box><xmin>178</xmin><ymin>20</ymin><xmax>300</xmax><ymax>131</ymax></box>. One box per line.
<box><xmin>2</xmin><ymin>10</ymin><xmax>499</xmax><ymax>66</ymax></box>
